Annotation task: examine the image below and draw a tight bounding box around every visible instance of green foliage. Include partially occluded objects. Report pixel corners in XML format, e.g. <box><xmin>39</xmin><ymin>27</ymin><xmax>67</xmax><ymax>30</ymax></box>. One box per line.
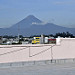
<box><xmin>54</xmin><ymin>32</ymin><xmax>74</xmax><ymax>38</ymax></box>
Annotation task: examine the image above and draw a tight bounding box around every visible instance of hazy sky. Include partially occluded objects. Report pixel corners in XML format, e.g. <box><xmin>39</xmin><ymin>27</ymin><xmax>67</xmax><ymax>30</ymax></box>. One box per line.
<box><xmin>0</xmin><ymin>0</ymin><xmax>75</xmax><ymax>28</ymax></box>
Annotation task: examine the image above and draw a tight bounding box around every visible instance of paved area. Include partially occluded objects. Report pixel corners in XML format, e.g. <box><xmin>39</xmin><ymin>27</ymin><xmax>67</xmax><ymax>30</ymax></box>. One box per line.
<box><xmin>0</xmin><ymin>63</ymin><xmax>75</xmax><ymax>75</ymax></box>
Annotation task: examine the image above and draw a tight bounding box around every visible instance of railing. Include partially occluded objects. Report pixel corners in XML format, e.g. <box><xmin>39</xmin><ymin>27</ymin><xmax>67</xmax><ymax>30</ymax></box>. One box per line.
<box><xmin>0</xmin><ymin>44</ymin><xmax>56</xmax><ymax>61</ymax></box>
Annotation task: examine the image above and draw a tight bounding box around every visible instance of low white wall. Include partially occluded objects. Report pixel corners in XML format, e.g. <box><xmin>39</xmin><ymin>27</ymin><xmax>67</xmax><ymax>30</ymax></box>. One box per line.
<box><xmin>53</xmin><ymin>38</ymin><xmax>75</xmax><ymax>59</ymax></box>
<box><xmin>0</xmin><ymin>38</ymin><xmax>75</xmax><ymax>63</ymax></box>
<box><xmin>0</xmin><ymin>44</ymin><xmax>52</xmax><ymax>63</ymax></box>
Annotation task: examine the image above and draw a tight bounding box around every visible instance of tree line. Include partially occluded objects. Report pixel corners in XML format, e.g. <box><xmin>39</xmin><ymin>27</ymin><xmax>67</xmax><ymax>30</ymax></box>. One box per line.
<box><xmin>1</xmin><ymin>32</ymin><xmax>75</xmax><ymax>38</ymax></box>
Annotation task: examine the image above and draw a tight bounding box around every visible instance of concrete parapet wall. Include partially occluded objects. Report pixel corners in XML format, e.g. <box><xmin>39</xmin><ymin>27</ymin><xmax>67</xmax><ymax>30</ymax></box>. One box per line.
<box><xmin>0</xmin><ymin>38</ymin><xmax>75</xmax><ymax>64</ymax></box>
<box><xmin>53</xmin><ymin>38</ymin><xmax>75</xmax><ymax>59</ymax></box>
<box><xmin>0</xmin><ymin>44</ymin><xmax>52</xmax><ymax>63</ymax></box>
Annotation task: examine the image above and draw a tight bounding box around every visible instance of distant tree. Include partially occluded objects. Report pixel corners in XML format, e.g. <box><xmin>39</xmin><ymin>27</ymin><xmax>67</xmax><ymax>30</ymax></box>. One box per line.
<box><xmin>3</xmin><ymin>35</ymin><xmax>9</xmax><ymax>38</ymax></box>
<box><xmin>19</xmin><ymin>35</ymin><xmax>23</xmax><ymax>38</ymax></box>
<box><xmin>49</xmin><ymin>34</ymin><xmax>54</xmax><ymax>37</ymax></box>
<box><xmin>54</xmin><ymin>32</ymin><xmax>74</xmax><ymax>38</ymax></box>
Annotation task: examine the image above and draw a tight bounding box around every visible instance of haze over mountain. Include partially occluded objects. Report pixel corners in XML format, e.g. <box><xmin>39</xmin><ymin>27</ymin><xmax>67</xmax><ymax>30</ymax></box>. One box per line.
<box><xmin>0</xmin><ymin>15</ymin><xmax>75</xmax><ymax>36</ymax></box>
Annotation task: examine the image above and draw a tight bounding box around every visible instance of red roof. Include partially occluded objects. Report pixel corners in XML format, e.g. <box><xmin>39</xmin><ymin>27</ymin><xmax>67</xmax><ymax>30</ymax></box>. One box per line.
<box><xmin>48</xmin><ymin>39</ymin><xmax>56</xmax><ymax>41</ymax></box>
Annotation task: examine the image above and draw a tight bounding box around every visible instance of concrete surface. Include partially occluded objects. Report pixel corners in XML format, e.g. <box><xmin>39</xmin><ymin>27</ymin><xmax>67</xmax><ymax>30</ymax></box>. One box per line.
<box><xmin>0</xmin><ymin>63</ymin><xmax>75</xmax><ymax>75</ymax></box>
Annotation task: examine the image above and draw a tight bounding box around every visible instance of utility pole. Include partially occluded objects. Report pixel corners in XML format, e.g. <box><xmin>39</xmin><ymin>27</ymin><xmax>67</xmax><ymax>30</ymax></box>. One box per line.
<box><xmin>18</xmin><ymin>24</ymin><xmax>20</xmax><ymax>39</ymax></box>
<box><xmin>18</xmin><ymin>24</ymin><xmax>20</xmax><ymax>44</ymax></box>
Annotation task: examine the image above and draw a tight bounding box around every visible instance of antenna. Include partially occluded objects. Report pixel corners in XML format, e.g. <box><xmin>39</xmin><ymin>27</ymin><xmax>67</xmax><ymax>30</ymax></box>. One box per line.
<box><xmin>18</xmin><ymin>24</ymin><xmax>20</xmax><ymax>39</ymax></box>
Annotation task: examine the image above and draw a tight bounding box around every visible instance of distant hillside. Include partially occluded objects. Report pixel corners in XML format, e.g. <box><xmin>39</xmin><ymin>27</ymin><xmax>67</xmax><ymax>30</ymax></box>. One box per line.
<box><xmin>0</xmin><ymin>15</ymin><xmax>75</xmax><ymax>36</ymax></box>
<box><xmin>10</xmin><ymin>15</ymin><xmax>42</xmax><ymax>29</ymax></box>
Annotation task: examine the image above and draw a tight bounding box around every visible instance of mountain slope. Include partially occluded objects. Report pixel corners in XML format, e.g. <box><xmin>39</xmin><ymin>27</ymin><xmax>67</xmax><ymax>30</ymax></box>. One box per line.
<box><xmin>0</xmin><ymin>15</ymin><xmax>75</xmax><ymax>36</ymax></box>
<box><xmin>19</xmin><ymin>23</ymin><xmax>74</xmax><ymax>36</ymax></box>
<box><xmin>10</xmin><ymin>15</ymin><xmax>42</xmax><ymax>29</ymax></box>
